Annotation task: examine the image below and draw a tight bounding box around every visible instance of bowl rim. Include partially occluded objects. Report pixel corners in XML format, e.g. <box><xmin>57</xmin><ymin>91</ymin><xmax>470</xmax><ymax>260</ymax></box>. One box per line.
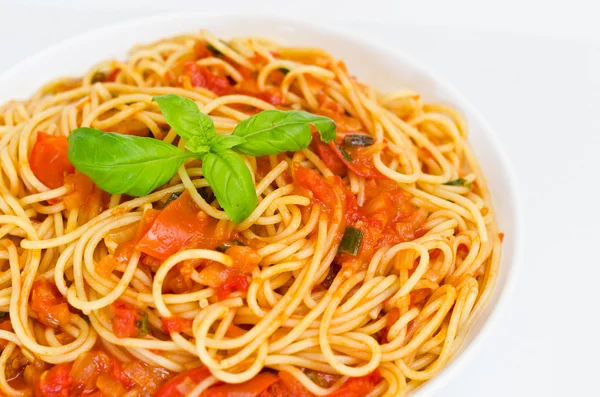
<box><xmin>0</xmin><ymin>12</ymin><xmax>525</xmax><ymax>396</ymax></box>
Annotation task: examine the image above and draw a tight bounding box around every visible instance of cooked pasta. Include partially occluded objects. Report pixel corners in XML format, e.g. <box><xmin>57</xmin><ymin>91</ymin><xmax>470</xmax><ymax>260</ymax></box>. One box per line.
<box><xmin>0</xmin><ymin>30</ymin><xmax>501</xmax><ymax>397</ymax></box>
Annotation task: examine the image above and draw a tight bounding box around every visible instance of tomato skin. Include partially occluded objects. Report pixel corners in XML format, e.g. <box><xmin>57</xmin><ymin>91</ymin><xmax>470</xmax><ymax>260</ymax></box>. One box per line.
<box><xmin>30</xmin><ymin>280</ymin><xmax>71</xmax><ymax>328</ymax></box>
<box><xmin>205</xmin><ymin>373</ymin><xmax>279</xmax><ymax>397</ymax></box>
<box><xmin>313</xmin><ymin>137</ymin><xmax>347</xmax><ymax>176</ymax></box>
<box><xmin>181</xmin><ymin>62</ymin><xmax>232</xmax><ymax>95</ymax></box>
<box><xmin>154</xmin><ymin>367</ymin><xmax>211</xmax><ymax>397</ymax></box>
<box><xmin>328</xmin><ymin>141</ymin><xmax>386</xmax><ymax>180</ymax></box>
<box><xmin>161</xmin><ymin>316</ymin><xmax>193</xmax><ymax>334</ymax></box>
<box><xmin>215</xmin><ymin>270</ymin><xmax>249</xmax><ymax>300</ymax></box>
<box><xmin>327</xmin><ymin>370</ymin><xmax>381</xmax><ymax>397</ymax></box>
<box><xmin>293</xmin><ymin>165</ymin><xmax>337</xmax><ymax>209</ymax></box>
<box><xmin>136</xmin><ymin>191</ymin><xmax>227</xmax><ymax>260</ymax></box>
<box><xmin>226</xmin><ymin>245</ymin><xmax>261</xmax><ymax>274</ymax></box>
<box><xmin>36</xmin><ymin>363</ymin><xmax>72</xmax><ymax>397</ymax></box>
<box><xmin>29</xmin><ymin>132</ymin><xmax>74</xmax><ymax>189</ymax></box>
<box><xmin>110</xmin><ymin>300</ymin><xmax>142</xmax><ymax>338</ymax></box>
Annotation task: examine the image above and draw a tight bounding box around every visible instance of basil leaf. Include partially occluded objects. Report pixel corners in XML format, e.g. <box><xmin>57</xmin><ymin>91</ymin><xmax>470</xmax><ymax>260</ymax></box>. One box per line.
<box><xmin>201</xmin><ymin>149</ymin><xmax>257</xmax><ymax>223</ymax></box>
<box><xmin>210</xmin><ymin>135</ymin><xmax>247</xmax><ymax>152</ymax></box>
<box><xmin>153</xmin><ymin>94</ymin><xmax>216</xmax><ymax>144</ymax></box>
<box><xmin>68</xmin><ymin>128</ymin><xmax>195</xmax><ymax>196</ymax></box>
<box><xmin>231</xmin><ymin>110</ymin><xmax>336</xmax><ymax>156</ymax></box>
<box><xmin>185</xmin><ymin>136</ymin><xmax>211</xmax><ymax>155</ymax></box>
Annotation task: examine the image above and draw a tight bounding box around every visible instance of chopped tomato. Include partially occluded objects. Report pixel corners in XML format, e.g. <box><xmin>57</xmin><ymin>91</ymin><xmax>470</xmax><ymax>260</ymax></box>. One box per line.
<box><xmin>181</xmin><ymin>62</ymin><xmax>232</xmax><ymax>95</ymax></box>
<box><xmin>63</xmin><ymin>172</ymin><xmax>107</xmax><ymax>223</ymax></box>
<box><xmin>410</xmin><ymin>289</ymin><xmax>430</xmax><ymax>305</ymax></box>
<box><xmin>154</xmin><ymin>367</ymin><xmax>211</xmax><ymax>397</ymax></box>
<box><xmin>206</xmin><ymin>373</ymin><xmax>279</xmax><ymax>397</ymax></box>
<box><xmin>194</xmin><ymin>263</ymin><xmax>250</xmax><ymax>300</ymax></box>
<box><xmin>216</xmin><ymin>270</ymin><xmax>249</xmax><ymax>300</ymax></box>
<box><xmin>36</xmin><ymin>363</ymin><xmax>72</xmax><ymax>397</ymax></box>
<box><xmin>293</xmin><ymin>165</ymin><xmax>338</xmax><ymax>209</ymax></box>
<box><xmin>29</xmin><ymin>132</ymin><xmax>74</xmax><ymax>189</ymax></box>
<box><xmin>261</xmin><ymin>371</ymin><xmax>314</xmax><ymax>397</ymax></box>
<box><xmin>317</xmin><ymin>108</ymin><xmax>362</xmax><ymax>132</ymax></box>
<box><xmin>30</xmin><ymin>280</ymin><xmax>72</xmax><ymax>328</ymax></box>
<box><xmin>110</xmin><ymin>300</ymin><xmax>143</xmax><ymax>338</ymax></box>
<box><xmin>499</xmin><ymin>232</ymin><xmax>505</xmax><ymax>243</ymax></box>
<box><xmin>312</xmin><ymin>136</ymin><xmax>346</xmax><ymax>176</ymax></box>
<box><xmin>120</xmin><ymin>360</ymin><xmax>170</xmax><ymax>395</ymax></box>
<box><xmin>161</xmin><ymin>316</ymin><xmax>193</xmax><ymax>334</ymax></box>
<box><xmin>237</xmin><ymin>80</ymin><xmax>286</xmax><ymax>106</ymax></box>
<box><xmin>327</xmin><ymin>370</ymin><xmax>381</xmax><ymax>397</ymax></box>
<box><xmin>136</xmin><ymin>191</ymin><xmax>228</xmax><ymax>260</ymax></box>
<box><xmin>329</xmin><ymin>142</ymin><xmax>386</xmax><ymax>180</ymax></box>
<box><xmin>194</xmin><ymin>41</ymin><xmax>214</xmax><ymax>60</ymax></box>
<box><xmin>337</xmin><ymin>181</ymin><xmax>427</xmax><ymax>269</ymax></box>
<box><xmin>70</xmin><ymin>351</ymin><xmax>113</xmax><ymax>394</ymax></box>
<box><xmin>225</xmin><ymin>245</ymin><xmax>261</xmax><ymax>274</ymax></box>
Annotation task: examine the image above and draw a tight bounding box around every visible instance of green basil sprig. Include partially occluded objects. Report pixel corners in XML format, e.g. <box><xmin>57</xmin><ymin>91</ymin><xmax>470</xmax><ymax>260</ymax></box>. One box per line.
<box><xmin>67</xmin><ymin>94</ymin><xmax>336</xmax><ymax>223</ymax></box>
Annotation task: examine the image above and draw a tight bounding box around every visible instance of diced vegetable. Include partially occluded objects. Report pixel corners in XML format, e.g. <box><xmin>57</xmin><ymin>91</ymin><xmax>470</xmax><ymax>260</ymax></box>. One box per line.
<box><xmin>343</xmin><ymin>134</ymin><xmax>374</xmax><ymax>148</ymax></box>
<box><xmin>154</xmin><ymin>367</ymin><xmax>211</xmax><ymax>397</ymax></box>
<box><xmin>30</xmin><ymin>280</ymin><xmax>72</xmax><ymax>328</ymax></box>
<box><xmin>205</xmin><ymin>372</ymin><xmax>279</xmax><ymax>397</ymax></box>
<box><xmin>444</xmin><ymin>178</ymin><xmax>472</xmax><ymax>188</ymax></box>
<box><xmin>110</xmin><ymin>300</ymin><xmax>144</xmax><ymax>338</ymax></box>
<box><xmin>338</xmin><ymin>227</ymin><xmax>364</xmax><ymax>255</ymax></box>
<box><xmin>29</xmin><ymin>132</ymin><xmax>74</xmax><ymax>188</ymax></box>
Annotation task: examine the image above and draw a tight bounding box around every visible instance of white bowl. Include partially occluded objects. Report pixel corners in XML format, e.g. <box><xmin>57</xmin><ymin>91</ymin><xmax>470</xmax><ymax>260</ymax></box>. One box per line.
<box><xmin>0</xmin><ymin>13</ymin><xmax>524</xmax><ymax>396</ymax></box>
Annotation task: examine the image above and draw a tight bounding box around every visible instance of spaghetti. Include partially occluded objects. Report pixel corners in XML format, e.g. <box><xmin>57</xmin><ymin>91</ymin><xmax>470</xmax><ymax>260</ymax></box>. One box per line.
<box><xmin>0</xmin><ymin>30</ymin><xmax>501</xmax><ymax>397</ymax></box>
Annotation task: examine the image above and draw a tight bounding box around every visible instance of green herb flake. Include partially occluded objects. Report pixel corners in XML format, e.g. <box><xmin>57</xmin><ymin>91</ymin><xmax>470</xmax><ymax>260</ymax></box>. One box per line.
<box><xmin>339</xmin><ymin>227</ymin><xmax>364</xmax><ymax>255</ymax></box>
<box><xmin>137</xmin><ymin>314</ymin><xmax>149</xmax><ymax>337</ymax></box>
<box><xmin>444</xmin><ymin>178</ymin><xmax>472</xmax><ymax>188</ymax></box>
<box><xmin>336</xmin><ymin>145</ymin><xmax>353</xmax><ymax>162</ymax></box>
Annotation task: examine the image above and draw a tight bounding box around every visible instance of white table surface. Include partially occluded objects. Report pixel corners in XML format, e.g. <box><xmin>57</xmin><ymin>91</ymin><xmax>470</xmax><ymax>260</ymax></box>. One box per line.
<box><xmin>2</xmin><ymin>1</ymin><xmax>598</xmax><ymax>396</ymax></box>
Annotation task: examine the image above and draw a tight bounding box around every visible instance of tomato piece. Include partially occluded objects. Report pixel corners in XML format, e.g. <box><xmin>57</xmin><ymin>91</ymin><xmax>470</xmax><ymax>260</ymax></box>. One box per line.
<box><xmin>225</xmin><ymin>246</ymin><xmax>261</xmax><ymax>274</ymax></box>
<box><xmin>216</xmin><ymin>270</ymin><xmax>249</xmax><ymax>300</ymax></box>
<box><xmin>237</xmin><ymin>80</ymin><xmax>285</xmax><ymax>106</ymax></box>
<box><xmin>328</xmin><ymin>142</ymin><xmax>386</xmax><ymax>180</ymax></box>
<box><xmin>120</xmin><ymin>360</ymin><xmax>170</xmax><ymax>395</ymax></box>
<box><xmin>30</xmin><ymin>280</ymin><xmax>71</xmax><ymax>328</ymax></box>
<box><xmin>29</xmin><ymin>132</ymin><xmax>74</xmax><ymax>189</ymax></box>
<box><xmin>293</xmin><ymin>165</ymin><xmax>337</xmax><ymax>208</ymax></box>
<box><xmin>36</xmin><ymin>363</ymin><xmax>72</xmax><ymax>397</ymax></box>
<box><xmin>181</xmin><ymin>62</ymin><xmax>232</xmax><ymax>95</ymax></box>
<box><xmin>110</xmin><ymin>300</ymin><xmax>143</xmax><ymax>338</ymax></box>
<box><xmin>206</xmin><ymin>373</ymin><xmax>279</xmax><ymax>397</ymax></box>
<box><xmin>313</xmin><ymin>137</ymin><xmax>347</xmax><ymax>176</ymax></box>
<box><xmin>136</xmin><ymin>191</ymin><xmax>227</xmax><ymax>260</ymax></box>
<box><xmin>161</xmin><ymin>316</ymin><xmax>193</xmax><ymax>334</ymax></box>
<box><xmin>154</xmin><ymin>367</ymin><xmax>211</xmax><ymax>397</ymax></box>
<box><xmin>327</xmin><ymin>370</ymin><xmax>381</xmax><ymax>397</ymax></box>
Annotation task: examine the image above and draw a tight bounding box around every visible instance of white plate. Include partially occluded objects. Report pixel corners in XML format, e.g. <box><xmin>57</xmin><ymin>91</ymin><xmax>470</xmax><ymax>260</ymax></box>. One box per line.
<box><xmin>0</xmin><ymin>13</ymin><xmax>524</xmax><ymax>396</ymax></box>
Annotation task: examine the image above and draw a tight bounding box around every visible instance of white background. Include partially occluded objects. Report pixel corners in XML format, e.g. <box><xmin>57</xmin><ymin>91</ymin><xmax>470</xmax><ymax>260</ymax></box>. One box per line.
<box><xmin>2</xmin><ymin>1</ymin><xmax>598</xmax><ymax>396</ymax></box>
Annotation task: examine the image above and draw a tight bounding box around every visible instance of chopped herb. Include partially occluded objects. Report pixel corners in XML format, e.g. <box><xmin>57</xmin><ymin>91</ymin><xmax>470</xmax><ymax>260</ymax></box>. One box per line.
<box><xmin>321</xmin><ymin>263</ymin><xmax>341</xmax><ymax>289</ymax></box>
<box><xmin>137</xmin><ymin>314</ymin><xmax>149</xmax><ymax>337</ymax></box>
<box><xmin>344</xmin><ymin>110</ymin><xmax>352</xmax><ymax>117</ymax></box>
<box><xmin>338</xmin><ymin>227</ymin><xmax>363</xmax><ymax>255</ymax></box>
<box><xmin>278</xmin><ymin>67</ymin><xmax>289</xmax><ymax>75</ymax></box>
<box><xmin>216</xmin><ymin>239</ymin><xmax>245</xmax><ymax>253</ymax></box>
<box><xmin>206</xmin><ymin>41</ymin><xmax>225</xmax><ymax>58</ymax></box>
<box><xmin>162</xmin><ymin>193</ymin><xmax>181</xmax><ymax>208</ymax></box>
<box><xmin>444</xmin><ymin>178</ymin><xmax>472</xmax><ymax>188</ymax></box>
<box><xmin>343</xmin><ymin>134</ymin><xmax>374</xmax><ymax>148</ymax></box>
<box><xmin>336</xmin><ymin>145</ymin><xmax>353</xmax><ymax>162</ymax></box>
